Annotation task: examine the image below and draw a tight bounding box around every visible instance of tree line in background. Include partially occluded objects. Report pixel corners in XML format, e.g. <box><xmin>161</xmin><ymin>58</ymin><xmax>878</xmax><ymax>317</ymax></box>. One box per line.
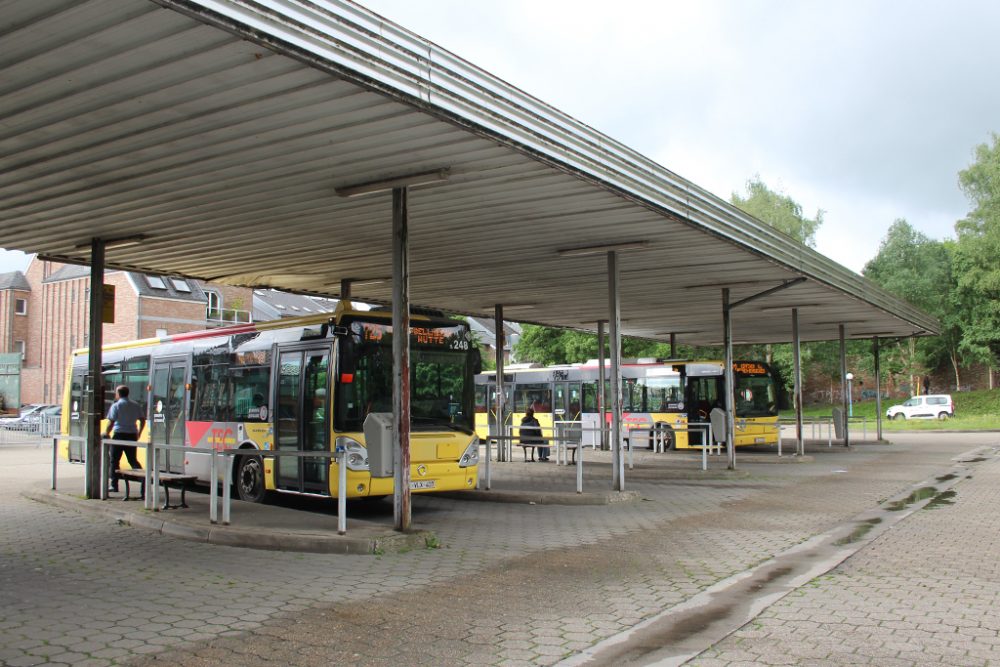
<box><xmin>510</xmin><ymin>134</ymin><xmax>1000</xmax><ymax>404</ymax></box>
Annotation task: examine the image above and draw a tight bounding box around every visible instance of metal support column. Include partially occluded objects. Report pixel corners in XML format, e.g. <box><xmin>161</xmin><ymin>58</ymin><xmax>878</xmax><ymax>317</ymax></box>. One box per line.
<box><xmin>608</xmin><ymin>253</ymin><xmax>624</xmax><ymax>491</ymax></box>
<box><xmin>340</xmin><ymin>278</ymin><xmax>351</xmax><ymax>303</ymax></box>
<box><xmin>722</xmin><ymin>289</ymin><xmax>736</xmax><ymax>469</ymax></box>
<box><xmin>669</xmin><ymin>333</ymin><xmax>676</xmax><ymax>359</ymax></box>
<box><xmin>597</xmin><ymin>320</ymin><xmax>607</xmax><ymax>451</ymax></box>
<box><xmin>494</xmin><ymin>304</ymin><xmax>506</xmax><ymax>465</ymax></box>
<box><xmin>86</xmin><ymin>239</ymin><xmax>106</xmax><ymax>499</ymax></box>
<box><xmin>792</xmin><ymin>308</ymin><xmax>803</xmax><ymax>456</ymax></box>
<box><xmin>392</xmin><ymin>187</ymin><xmax>412</xmax><ymax>531</ymax></box>
<box><xmin>839</xmin><ymin>324</ymin><xmax>850</xmax><ymax>448</ymax></box>
<box><xmin>873</xmin><ymin>336</ymin><xmax>883</xmax><ymax>441</ymax></box>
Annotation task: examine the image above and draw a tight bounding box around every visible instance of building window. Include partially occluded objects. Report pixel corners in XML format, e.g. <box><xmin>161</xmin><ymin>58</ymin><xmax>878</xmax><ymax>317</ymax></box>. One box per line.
<box><xmin>171</xmin><ymin>278</ymin><xmax>191</xmax><ymax>293</ymax></box>
<box><xmin>14</xmin><ymin>298</ymin><xmax>27</xmax><ymax>315</ymax></box>
<box><xmin>146</xmin><ymin>275</ymin><xmax>167</xmax><ymax>289</ymax></box>
<box><xmin>14</xmin><ymin>340</ymin><xmax>25</xmax><ymax>359</ymax></box>
<box><xmin>206</xmin><ymin>290</ymin><xmax>221</xmax><ymax>320</ymax></box>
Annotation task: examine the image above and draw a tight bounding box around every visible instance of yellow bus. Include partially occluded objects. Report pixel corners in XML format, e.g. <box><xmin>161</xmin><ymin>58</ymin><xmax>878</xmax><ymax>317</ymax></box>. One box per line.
<box><xmin>672</xmin><ymin>360</ymin><xmax>780</xmax><ymax>447</ymax></box>
<box><xmin>475</xmin><ymin>360</ymin><xmax>688</xmax><ymax>449</ymax></box>
<box><xmin>62</xmin><ymin>303</ymin><xmax>481</xmax><ymax>501</ymax></box>
<box><xmin>474</xmin><ymin>359</ymin><xmax>779</xmax><ymax>450</ymax></box>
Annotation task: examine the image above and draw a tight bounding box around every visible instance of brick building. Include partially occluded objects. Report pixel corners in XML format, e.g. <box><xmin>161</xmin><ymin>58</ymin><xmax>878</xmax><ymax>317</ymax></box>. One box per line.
<box><xmin>0</xmin><ymin>257</ymin><xmax>252</xmax><ymax>407</ymax></box>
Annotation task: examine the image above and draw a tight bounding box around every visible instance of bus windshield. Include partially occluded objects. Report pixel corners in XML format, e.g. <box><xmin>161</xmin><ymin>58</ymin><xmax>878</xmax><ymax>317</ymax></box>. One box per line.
<box><xmin>335</xmin><ymin>319</ymin><xmax>474</xmax><ymax>433</ymax></box>
<box><xmin>734</xmin><ymin>372</ymin><xmax>777</xmax><ymax>417</ymax></box>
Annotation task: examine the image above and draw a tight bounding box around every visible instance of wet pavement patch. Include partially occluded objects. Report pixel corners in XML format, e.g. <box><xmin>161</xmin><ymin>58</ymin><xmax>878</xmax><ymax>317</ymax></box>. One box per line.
<box><xmin>834</xmin><ymin>518</ymin><xmax>882</xmax><ymax>546</ymax></box>
<box><xmin>885</xmin><ymin>486</ymin><xmax>938</xmax><ymax>511</ymax></box>
<box><xmin>936</xmin><ymin>473</ymin><xmax>957</xmax><ymax>482</ymax></box>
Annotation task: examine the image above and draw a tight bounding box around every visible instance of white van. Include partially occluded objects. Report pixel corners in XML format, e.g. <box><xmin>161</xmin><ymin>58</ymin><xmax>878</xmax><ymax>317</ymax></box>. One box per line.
<box><xmin>886</xmin><ymin>395</ymin><xmax>955</xmax><ymax>421</ymax></box>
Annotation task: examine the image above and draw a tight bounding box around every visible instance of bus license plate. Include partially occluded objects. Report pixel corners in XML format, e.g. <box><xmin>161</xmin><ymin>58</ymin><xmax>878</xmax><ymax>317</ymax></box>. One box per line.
<box><xmin>754</xmin><ymin>437</ymin><xmax>765</xmax><ymax>443</ymax></box>
<box><xmin>410</xmin><ymin>480</ymin><xmax>436</xmax><ymax>490</ymax></box>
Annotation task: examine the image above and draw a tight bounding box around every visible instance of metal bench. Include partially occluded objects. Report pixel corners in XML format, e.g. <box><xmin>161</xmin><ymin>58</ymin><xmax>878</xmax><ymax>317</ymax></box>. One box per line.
<box><xmin>116</xmin><ymin>469</ymin><xmax>197</xmax><ymax>509</ymax></box>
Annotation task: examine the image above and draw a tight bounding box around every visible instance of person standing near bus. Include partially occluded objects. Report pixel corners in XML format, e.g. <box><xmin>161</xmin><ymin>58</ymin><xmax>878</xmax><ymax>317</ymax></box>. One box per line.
<box><xmin>105</xmin><ymin>385</ymin><xmax>146</xmax><ymax>492</ymax></box>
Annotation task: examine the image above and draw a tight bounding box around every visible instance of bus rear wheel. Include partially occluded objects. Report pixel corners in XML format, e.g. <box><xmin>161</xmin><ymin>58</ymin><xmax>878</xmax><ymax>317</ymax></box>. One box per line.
<box><xmin>236</xmin><ymin>453</ymin><xmax>265</xmax><ymax>503</ymax></box>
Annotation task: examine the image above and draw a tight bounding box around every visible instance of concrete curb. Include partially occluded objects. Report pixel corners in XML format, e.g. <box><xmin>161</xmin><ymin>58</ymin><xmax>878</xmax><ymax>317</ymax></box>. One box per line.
<box><xmin>438</xmin><ymin>488</ymin><xmax>641</xmax><ymax>505</ymax></box>
<box><xmin>24</xmin><ymin>489</ymin><xmax>430</xmax><ymax>555</ymax></box>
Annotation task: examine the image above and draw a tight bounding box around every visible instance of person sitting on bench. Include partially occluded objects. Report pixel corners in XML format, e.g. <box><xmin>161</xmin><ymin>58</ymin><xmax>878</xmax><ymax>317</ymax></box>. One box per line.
<box><xmin>520</xmin><ymin>407</ymin><xmax>548</xmax><ymax>461</ymax></box>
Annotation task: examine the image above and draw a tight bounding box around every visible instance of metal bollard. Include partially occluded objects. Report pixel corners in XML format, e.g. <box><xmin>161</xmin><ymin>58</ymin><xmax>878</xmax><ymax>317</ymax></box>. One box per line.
<box><xmin>210</xmin><ymin>447</ymin><xmax>218</xmax><ymax>524</ymax></box>
<box><xmin>222</xmin><ymin>452</ymin><xmax>231</xmax><ymax>525</ymax></box>
<box><xmin>337</xmin><ymin>450</ymin><xmax>347</xmax><ymax>535</ymax></box>
<box><xmin>576</xmin><ymin>442</ymin><xmax>583</xmax><ymax>494</ymax></box>
<box><xmin>100</xmin><ymin>439</ymin><xmax>108</xmax><ymax>501</ymax></box>
<box><xmin>144</xmin><ymin>440</ymin><xmax>154</xmax><ymax>511</ymax></box>
<box><xmin>152</xmin><ymin>445</ymin><xmax>160</xmax><ymax>511</ymax></box>
<box><xmin>485</xmin><ymin>437</ymin><xmax>492</xmax><ymax>491</ymax></box>
<box><xmin>702</xmin><ymin>428</ymin><xmax>708</xmax><ymax>471</ymax></box>
<box><xmin>51</xmin><ymin>437</ymin><xmax>58</xmax><ymax>491</ymax></box>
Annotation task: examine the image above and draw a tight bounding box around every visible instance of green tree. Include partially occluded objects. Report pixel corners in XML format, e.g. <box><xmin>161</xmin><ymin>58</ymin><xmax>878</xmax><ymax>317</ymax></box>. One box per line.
<box><xmin>514</xmin><ymin>324</ymin><xmax>697</xmax><ymax>365</ymax></box>
<box><xmin>955</xmin><ymin>133</ymin><xmax>1000</xmax><ymax>384</ymax></box>
<box><xmin>731</xmin><ymin>176</ymin><xmax>824</xmax><ymax>246</ymax></box>
<box><xmin>862</xmin><ymin>219</ymin><xmax>962</xmax><ymax>388</ymax></box>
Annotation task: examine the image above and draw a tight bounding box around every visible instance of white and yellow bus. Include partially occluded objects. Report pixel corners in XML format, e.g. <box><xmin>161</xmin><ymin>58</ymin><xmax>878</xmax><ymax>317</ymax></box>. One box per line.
<box><xmin>62</xmin><ymin>304</ymin><xmax>481</xmax><ymax>501</ymax></box>
<box><xmin>474</xmin><ymin>359</ymin><xmax>779</xmax><ymax>450</ymax></box>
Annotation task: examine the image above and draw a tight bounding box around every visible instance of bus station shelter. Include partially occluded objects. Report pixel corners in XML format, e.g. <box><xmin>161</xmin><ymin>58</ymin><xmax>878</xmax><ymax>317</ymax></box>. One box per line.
<box><xmin>0</xmin><ymin>0</ymin><xmax>939</xmax><ymax>529</ymax></box>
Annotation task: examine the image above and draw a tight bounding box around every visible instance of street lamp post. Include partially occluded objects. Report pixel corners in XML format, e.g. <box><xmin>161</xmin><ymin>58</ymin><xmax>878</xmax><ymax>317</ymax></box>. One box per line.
<box><xmin>846</xmin><ymin>372</ymin><xmax>854</xmax><ymax>418</ymax></box>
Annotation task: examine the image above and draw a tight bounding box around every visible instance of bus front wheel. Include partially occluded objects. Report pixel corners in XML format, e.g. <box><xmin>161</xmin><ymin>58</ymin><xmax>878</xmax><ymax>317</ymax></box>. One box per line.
<box><xmin>236</xmin><ymin>454</ymin><xmax>266</xmax><ymax>503</ymax></box>
<box><xmin>655</xmin><ymin>423</ymin><xmax>675</xmax><ymax>451</ymax></box>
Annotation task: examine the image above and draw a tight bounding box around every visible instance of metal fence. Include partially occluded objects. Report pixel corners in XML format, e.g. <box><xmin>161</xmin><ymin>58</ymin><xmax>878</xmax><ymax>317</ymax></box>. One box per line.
<box><xmin>0</xmin><ymin>415</ymin><xmax>61</xmax><ymax>444</ymax></box>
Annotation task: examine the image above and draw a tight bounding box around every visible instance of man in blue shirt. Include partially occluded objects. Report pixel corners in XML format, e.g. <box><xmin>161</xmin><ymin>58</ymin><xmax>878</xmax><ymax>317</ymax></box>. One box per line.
<box><xmin>105</xmin><ymin>385</ymin><xmax>146</xmax><ymax>492</ymax></box>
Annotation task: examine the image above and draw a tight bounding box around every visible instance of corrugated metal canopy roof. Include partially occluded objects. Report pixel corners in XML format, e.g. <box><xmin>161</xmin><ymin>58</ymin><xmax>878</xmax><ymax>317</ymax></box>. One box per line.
<box><xmin>0</xmin><ymin>0</ymin><xmax>939</xmax><ymax>345</ymax></box>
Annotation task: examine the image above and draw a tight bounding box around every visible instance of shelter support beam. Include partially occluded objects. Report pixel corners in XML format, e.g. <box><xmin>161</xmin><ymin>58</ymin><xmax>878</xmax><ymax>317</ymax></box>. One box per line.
<box><xmin>670</xmin><ymin>333</ymin><xmax>676</xmax><ymax>359</ymax></box>
<box><xmin>340</xmin><ymin>279</ymin><xmax>351</xmax><ymax>301</ymax></box>
<box><xmin>392</xmin><ymin>188</ymin><xmax>412</xmax><ymax>531</ymax></box>
<box><xmin>597</xmin><ymin>320</ymin><xmax>607</xmax><ymax>451</ymax></box>
<box><xmin>874</xmin><ymin>336</ymin><xmax>883</xmax><ymax>441</ymax></box>
<box><xmin>728</xmin><ymin>278</ymin><xmax>806</xmax><ymax>310</ymax></box>
<box><xmin>495</xmin><ymin>305</ymin><xmax>506</xmax><ymax>465</ymax></box>
<box><xmin>86</xmin><ymin>239</ymin><xmax>106</xmax><ymax>499</ymax></box>
<box><xmin>608</xmin><ymin>253</ymin><xmax>624</xmax><ymax>490</ymax></box>
<box><xmin>793</xmin><ymin>308</ymin><xmax>803</xmax><ymax>456</ymax></box>
<box><xmin>722</xmin><ymin>289</ymin><xmax>736</xmax><ymax>469</ymax></box>
<box><xmin>839</xmin><ymin>324</ymin><xmax>850</xmax><ymax>448</ymax></box>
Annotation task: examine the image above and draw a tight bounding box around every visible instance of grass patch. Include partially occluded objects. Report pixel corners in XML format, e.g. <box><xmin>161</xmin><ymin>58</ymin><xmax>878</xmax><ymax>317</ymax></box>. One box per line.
<box><xmin>781</xmin><ymin>388</ymin><xmax>1000</xmax><ymax>431</ymax></box>
<box><xmin>834</xmin><ymin>517</ymin><xmax>882</xmax><ymax>546</ymax></box>
<box><xmin>924</xmin><ymin>490</ymin><xmax>957</xmax><ymax>510</ymax></box>
<box><xmin>885</xmin><ymin>486</ymin><xmax>938</xmax><ymax>511</ymax></box>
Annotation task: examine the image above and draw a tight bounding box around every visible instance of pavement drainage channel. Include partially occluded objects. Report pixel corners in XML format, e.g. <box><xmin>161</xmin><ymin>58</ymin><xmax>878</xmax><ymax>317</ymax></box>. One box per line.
<box><xmin>556</xmin><ymin>445</ymin><xmax>998</xmax><ymax>667</ymax></box>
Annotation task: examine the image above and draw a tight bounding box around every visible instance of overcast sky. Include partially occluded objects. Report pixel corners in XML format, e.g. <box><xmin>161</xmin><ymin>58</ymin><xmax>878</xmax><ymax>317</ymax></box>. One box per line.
<box><xmin>3</xmin><ymin>0</ymin><xmax>998</xmax><ymax>275</ymax></box>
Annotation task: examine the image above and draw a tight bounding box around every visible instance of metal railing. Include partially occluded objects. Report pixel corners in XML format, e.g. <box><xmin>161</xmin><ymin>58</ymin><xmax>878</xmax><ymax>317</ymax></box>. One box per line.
<box><xmin>777</xmin><ymin>415</ymin><xmax>871</xmax><ymax>446</ymax></box>
<box><xmin>1</xmin><ymin>414</ymin><xmax>62</xmax><ymax>443</ymax></box>
<box><xmin>50</xmin><ymin>436</ymin><xmax>349</xmax><ymax>534</ymax></box>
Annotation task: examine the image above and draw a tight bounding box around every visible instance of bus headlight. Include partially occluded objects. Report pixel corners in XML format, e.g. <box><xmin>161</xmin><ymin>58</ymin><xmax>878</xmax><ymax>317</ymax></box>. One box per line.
<box><xmin>458</xmin><ymin>436</ymin><xmax>479</xmax><ymax>468</ymax></box>
<box><xmin>335</xmin><ymin>437</ymin><xmax>370</xmax><ymax>471</ymax></box>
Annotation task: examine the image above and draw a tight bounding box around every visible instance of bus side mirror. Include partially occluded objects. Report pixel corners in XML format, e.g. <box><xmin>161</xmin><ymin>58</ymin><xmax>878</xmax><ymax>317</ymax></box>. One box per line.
<box><xmin>340</xmin><ymin>337</ymin><xmax>358</xmax><ymax>376</ymax></box>
<box><xmin>472</xmin><ymin>349</ymin><xmax>482</xmax><ymax>375</ymax></box>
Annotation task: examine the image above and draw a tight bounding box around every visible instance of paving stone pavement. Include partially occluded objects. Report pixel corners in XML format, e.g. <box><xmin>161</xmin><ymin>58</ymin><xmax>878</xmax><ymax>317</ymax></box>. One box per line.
<box><xmin>0</xmin><ymin>432</ymin><xmax>996</xmax><ymax>666</ymax></box>
<box><xmin>690</xmin><ymin>435</ymin><xmax>1000</xmax><ymax>667</ymax></box>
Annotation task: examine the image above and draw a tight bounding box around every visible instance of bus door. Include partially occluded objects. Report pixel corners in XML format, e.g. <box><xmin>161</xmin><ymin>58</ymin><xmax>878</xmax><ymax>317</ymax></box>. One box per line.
<box><xmin>554</xmin><ymin>381</ymin><xmax>583</xmax><ymax>444</ymax></box>
<box><xmin>274</xmin><ymin>345</ymin><xmax>330</xmax><ymax>495</ymax></box>
<box><xmin>150</xmin><ymin>357</ymin><xmax>189</xmax><ymax>473</ymax></box>
<box><xmin>67</xmin><ymin>367</ymin><xmax>88</xmax><ymax>461</ymax></box>
<box><xmin>685</xmin><ymin>370</ymin><xmax>722</xmax><ymax>447</ymax></box>
<box><xmin>487</xmin><ymin>378</ymin><xmax>513</xmax><ymax>437</ymax></box>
